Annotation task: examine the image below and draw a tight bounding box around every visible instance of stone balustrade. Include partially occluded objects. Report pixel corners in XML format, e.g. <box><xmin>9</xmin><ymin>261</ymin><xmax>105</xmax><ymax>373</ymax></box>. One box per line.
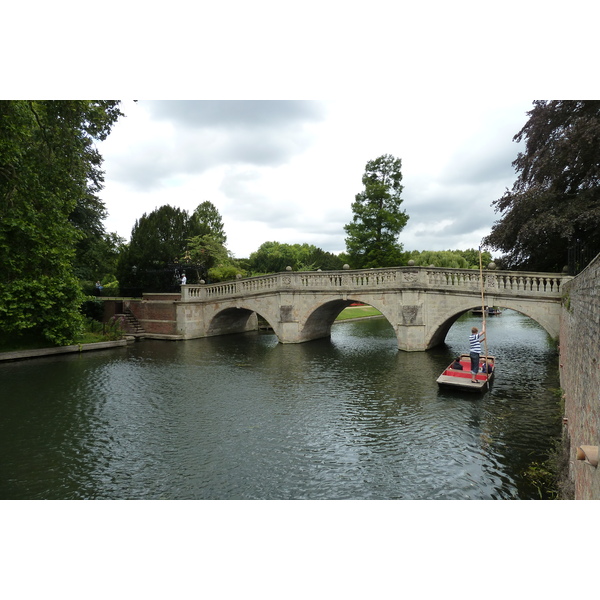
<box><xmin>180</xmin><ymin>267</ymin><xmax>570</xmax><ymax>302</ymax></box>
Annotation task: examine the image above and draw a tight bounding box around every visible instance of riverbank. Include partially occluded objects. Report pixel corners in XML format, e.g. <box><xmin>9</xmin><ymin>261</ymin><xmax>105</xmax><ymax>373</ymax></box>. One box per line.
<box><xmin>0</xmin><ymin>338</ymin><xmax>133</xmax><ymax>363</ymax></box>
<box><xmin>1</xmin><ymin>306</ymin><xmax>375</xmax><ymax>362</ymax></box>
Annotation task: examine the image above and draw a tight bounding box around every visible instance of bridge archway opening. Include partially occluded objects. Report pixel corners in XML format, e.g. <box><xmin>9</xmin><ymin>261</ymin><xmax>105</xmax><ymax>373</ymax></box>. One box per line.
<box><xmin>427</xmin><ymin>304</ymin><xmax>555</xmax><ymax>351</ymax></box>
<box><xmin>206</xmin><ymin>307</ymin><xmax>264</xmax><ymax>337</ymax></box>
<box><xmin>302</xmin><ymin>299</ymin><xmax>394</xmax><ymax>342</ymax></box>
<box><xmin>427</xmin><ymin>304</ymin><xmax>509</xmax><ymax>349</ymax></box>
<box><xmin>428</xmin><ymin>309</ymin><xmax>472</xmax><ymax>348</ymax></box>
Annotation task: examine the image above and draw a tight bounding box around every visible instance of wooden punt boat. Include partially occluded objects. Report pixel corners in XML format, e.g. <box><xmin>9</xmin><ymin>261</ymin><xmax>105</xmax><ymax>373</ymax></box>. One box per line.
<box><xmin>436</xmin><ymin>353</ymin><xmax>495</xmax><ymax>393</ymax></box>
<box><xmin>471</xmin><ymin>307</ymin><xmax>502</xmax><ymax>316</ymax></box>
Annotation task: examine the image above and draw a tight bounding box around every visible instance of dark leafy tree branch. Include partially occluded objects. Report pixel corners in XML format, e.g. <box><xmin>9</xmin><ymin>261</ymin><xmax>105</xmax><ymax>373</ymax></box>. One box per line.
<box><xmin>484</xmin><ymin>101</ymin><xmax>600</xmax><ymax>272</ymax></box>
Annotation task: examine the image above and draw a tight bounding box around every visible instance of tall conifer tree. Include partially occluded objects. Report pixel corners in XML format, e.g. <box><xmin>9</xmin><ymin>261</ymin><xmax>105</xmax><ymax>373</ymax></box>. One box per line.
<box><xmin>344</xmin><ymin>154</ymin><xmax>409</xmax><ymax>268</ymax></box>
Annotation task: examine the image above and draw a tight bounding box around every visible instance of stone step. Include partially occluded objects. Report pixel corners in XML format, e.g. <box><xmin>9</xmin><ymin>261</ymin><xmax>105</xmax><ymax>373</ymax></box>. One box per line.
<box><xmin>115</xmin><ymin>310</ymin><xmax>145</xmax><ymax>334</ymax></box>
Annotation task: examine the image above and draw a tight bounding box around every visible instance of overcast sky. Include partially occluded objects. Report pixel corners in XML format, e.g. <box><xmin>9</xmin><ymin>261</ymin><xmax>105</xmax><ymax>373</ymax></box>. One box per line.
<box><xmin>98</xmin><ymin>98</ymin><xmax>533</xmax><ymax>259</ymax></box>
<box><xmin>6</xmin><ymin>4</ymin><xmax>593</xmax><ymax>263</ymax></box>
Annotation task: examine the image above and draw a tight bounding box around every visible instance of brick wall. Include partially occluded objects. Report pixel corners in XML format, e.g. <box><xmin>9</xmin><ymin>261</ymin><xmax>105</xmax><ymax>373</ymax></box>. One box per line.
<box><xmin>125</xmin><ymin>294</ymin><xmax>180</xmax><ymax>337</ymax></box>
<box><xmin>559</xmin><ymin>253</ymin><xmax>600</xmax><ymax>499</ymax></box>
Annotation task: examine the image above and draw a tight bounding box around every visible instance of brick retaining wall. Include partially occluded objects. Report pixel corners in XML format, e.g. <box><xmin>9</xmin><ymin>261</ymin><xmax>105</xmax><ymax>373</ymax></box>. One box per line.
<box><xmin>560</xmin><ymin>253</ymin><xmax>600</xmax><ymax>499</ymax></box>
<box><xmin>125</xmin><ymin>294</ymin><xmax>181</xmax><ymax>338</ymax></box>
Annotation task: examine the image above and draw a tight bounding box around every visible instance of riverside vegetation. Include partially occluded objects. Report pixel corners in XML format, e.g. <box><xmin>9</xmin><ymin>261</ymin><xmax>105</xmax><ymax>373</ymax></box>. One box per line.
<box><xmin>0</xmin><ymin>314</ymin><xmax>125</xmax><ymax>353</ymax></box>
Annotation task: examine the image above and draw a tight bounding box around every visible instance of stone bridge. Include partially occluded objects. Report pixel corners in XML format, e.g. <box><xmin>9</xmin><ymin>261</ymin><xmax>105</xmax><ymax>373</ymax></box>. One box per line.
<box><xmin>159</xmin><ymin>266</ymin><xmax>571</xmax><ymax>351</ymax></box>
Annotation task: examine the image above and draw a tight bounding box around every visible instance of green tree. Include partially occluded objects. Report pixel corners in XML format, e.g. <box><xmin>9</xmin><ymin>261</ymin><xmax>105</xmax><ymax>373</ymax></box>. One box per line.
<box><xmin>405</xmin><ymin>249</ymin><xmax>492</xmax><ymax>269</ymax></box>
<box><xmin>248</xmin><ymin>241</ymin><xmax>344</xmax><ymax>274</ymax></box>
<box><xmin>344</xmin><ymin>154</ymin><xmax>409</xmax><ymax>268</ymax></box>
<box><xmin>190</xmin><ymin>201</ymin><xmax>227</xmax><ymax>244</ymax></box>
<box><xmin>406</xmin><ymin>250</ymin><xmax>468</xmax><ymax>269</ymax></box>
<box><xmin>187</xmin><ymin>202</ymin><xmax>242</xmax><ymax>281</ymax></box>
<box><xmin>301</xmin><ymin>245</ymin><xmax>345</xmax><ymax>271</ymax></box>
<box><xmin>75</xmin><ymin>231</ymin><xmax>126</xmax><ymax>284</ymax></box>
<box><xmin>248</xmin><ymin>241</ymin><xmax>298</xmax><ymax>273</ymax></box>
<box><xmin>0</xmin><ymin>100</ymin><xmax>122</xmax><ymax>345</ymax></box>
<box><xmin>457</xmin><ymin>248</ymin><xmax>493</xmax><ymax>269</ymax></box>
<box><xmin>187</xmin><ymin>233</ymin><xmax>240</xmax><ymax>282</ymax></box>
<box><xmin>118</xmin><ymin>205</ymin><xmax>195</xmax><ymax>292</ymax></box>
<box><xmin>118</xmin><ymin>201</ymin><xmax>229</xmax><ymax>290</ymax></box>
<box><xmin>483</xmin><ymin>101</ymin><xmax>600</xmax><ymax>272</ymax></box>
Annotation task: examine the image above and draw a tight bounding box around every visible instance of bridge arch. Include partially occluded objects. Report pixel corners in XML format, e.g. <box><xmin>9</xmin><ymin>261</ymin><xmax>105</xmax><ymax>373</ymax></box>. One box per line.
<box><xmin>424</xmin><ymin>300</ymin><xmax>560</xmax><ymax>351</ymax></box>
<box><xmin>198</xmin><ymin>295</ymin><xmax>561</xmax><ymax>349</ymax></box>
<box><xmin>486</xmin><ymin>299</ymin><xmax>561</xmax><ymax>340</ymax></box>
<box><xmin>176</xmin><ymin>266</ymin><xmax>569</xmax><ymax>350</ymax></box>
<box><xmin>204</xmin><ymin>307</ymin><xmax>255</xmax><ymax>337</ymax></box>
<box><xmin>426</xmin><ymin>308</ymin><xmax>472</xmax><ymax>349</ymax></box>
<box><xmin>299</xmin><ymin>297</ymin><xmax>396</xmax><ymax>342</ymax></box>
<box><xmin>204</xmin><ymin>304</ymin><xmax>277</xmax><ymax>338</ymax></box>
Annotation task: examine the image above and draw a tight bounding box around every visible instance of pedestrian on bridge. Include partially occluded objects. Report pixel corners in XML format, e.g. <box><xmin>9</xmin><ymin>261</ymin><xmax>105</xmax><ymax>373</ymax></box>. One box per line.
<box><xmin>469</xmin><ymin>324</ymin><xmax>486</xmax><ymax>383</ymax></box>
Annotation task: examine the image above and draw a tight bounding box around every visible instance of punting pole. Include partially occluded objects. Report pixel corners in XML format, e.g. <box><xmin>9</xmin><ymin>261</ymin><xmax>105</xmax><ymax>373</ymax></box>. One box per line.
<box><xmin>478</xmin><ymin>246</ymin><xmax>489</xmax><ymax>381</ymax></box>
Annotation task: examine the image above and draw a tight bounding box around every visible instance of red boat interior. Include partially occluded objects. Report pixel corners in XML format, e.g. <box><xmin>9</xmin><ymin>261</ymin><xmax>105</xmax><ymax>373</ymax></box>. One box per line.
<box><xmin>443</xmin><ymin>358</ymin><xmax>494</xmax><ymax>381</ymax></box>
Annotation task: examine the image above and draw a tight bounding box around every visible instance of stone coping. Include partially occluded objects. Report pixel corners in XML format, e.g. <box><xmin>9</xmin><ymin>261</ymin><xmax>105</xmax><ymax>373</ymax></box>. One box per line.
<box><xmin>0</xmin><ymin>338</ymin><xmax>132</xmax><ymax>363</ymax></box>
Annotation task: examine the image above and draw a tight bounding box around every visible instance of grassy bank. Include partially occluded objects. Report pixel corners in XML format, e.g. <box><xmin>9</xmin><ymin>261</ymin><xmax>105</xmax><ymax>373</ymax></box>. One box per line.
<box><xmin>0</xmin><ymin>318</ymin><xmax>124</xmax><ymax>353</ymax></box>
<box><xmin>335</xmin><ymin>305</ymin><xmax>383</xmax><ymax>320</ymax></box>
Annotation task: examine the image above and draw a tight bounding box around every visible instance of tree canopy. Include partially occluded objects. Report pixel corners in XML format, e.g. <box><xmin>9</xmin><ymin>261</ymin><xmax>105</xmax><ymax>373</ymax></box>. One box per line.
<box><xmin>248</xmin><ymin>241</ymin><xmax>345</xmax><ymax>273</ymax></box>
<box><xmin>118</xmin><ymin>201</ymin><xmax>230</xmax><ymax>291</ymax></box>
<box><xmin>0</xmin><ymin>100</ymin><xmax>122</xmax><ymax>345</ymax></box>
<box><xmin>344</xmin><ymin>154</ymin><xmax>409</xmax><ymax>268</ymax></box>
<box><xmin>483</xmin><ymin>101</ymin><xmax>600</xmax><ymax>272</ymax></box>
<box><xmin>190</xmin><ymin>200</ymin><xmax>227</xmax><ymax>245</ymax></box>
<box><xmin>405</xmin><ymin>249</ymin><xmax>492</xmax><ymax>269</ymax></box>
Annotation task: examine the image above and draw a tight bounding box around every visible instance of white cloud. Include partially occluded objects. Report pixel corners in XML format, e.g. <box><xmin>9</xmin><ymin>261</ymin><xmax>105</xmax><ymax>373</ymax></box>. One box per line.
<box><xmin>99</xmin><ymin>98</ymin><xmax>533</xmax><ymax>258</ymax></box>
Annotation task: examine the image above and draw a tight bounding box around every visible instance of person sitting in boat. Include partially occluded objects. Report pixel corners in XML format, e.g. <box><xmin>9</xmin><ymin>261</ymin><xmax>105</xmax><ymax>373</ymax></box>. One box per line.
<box><xmin>480</xmin><ymin>360</ymin><xmax>493</xmax><ymax>374</ymax></box>
<box><xmin>451</xmin><ymin>357</ymin><xmax>463</xmax><ymax>370</ymax></box>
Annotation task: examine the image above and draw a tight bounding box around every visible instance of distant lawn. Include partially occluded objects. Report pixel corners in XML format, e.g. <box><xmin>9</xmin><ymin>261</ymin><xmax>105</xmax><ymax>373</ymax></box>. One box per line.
<box><xmin>335</xmin><ymin>305</ymin><xmax>382</xmax><ymax>321</ymax></box>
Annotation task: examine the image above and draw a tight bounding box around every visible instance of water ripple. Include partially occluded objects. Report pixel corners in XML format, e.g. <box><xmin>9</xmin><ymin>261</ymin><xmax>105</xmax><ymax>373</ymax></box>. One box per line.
<box><xmin>0</xmin><ymin>310</ymin><xmax>560</xmax><ymax>499</ymax></box>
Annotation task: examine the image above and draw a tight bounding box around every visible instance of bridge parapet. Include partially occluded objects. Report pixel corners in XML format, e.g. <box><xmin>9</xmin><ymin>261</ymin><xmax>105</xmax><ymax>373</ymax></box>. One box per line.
<box><xmin>428</xmin><ymin>269</ymin><xmax>567</xmax><ymax>295</ymax></box>
<box><xmin>180</xmin><ymin>267</ymin><xmax>571</xmax><ymax>302</ymax></box>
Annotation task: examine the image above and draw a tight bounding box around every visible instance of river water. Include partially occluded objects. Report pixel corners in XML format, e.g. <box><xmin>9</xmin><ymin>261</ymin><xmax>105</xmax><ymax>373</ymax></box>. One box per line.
<box><xmin>0</xmin><ymin>309</ymin><xmax>561</xmax><ymax>500</ymax></box>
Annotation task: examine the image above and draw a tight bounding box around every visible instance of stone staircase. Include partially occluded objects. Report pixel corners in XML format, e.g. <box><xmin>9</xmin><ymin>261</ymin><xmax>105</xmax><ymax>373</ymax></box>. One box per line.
<box><xmin>117</xmin><ymin>308</ymin><xmax>145</xmax><ymax>335</ymax></box>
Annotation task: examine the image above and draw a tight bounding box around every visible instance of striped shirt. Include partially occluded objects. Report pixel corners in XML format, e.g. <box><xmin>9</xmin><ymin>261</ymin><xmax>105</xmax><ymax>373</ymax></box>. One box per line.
<box><xmin>469</xmin><ymin>333</ymin><xmax>483</xmax><ymax>354</ymax></box>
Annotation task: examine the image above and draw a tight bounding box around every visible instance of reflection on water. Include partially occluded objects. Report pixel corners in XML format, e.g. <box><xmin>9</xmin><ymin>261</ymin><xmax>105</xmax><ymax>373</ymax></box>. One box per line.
<box><xmin>0</xmin><ymin>310</ymin><xmax>560</xmax><ymax>499</ymax></box>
